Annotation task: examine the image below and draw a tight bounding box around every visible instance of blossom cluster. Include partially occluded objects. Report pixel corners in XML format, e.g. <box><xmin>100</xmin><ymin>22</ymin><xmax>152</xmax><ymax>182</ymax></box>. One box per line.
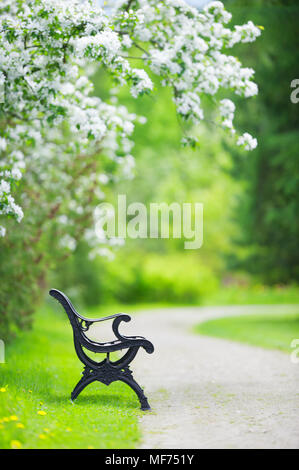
<box><xmin>0</xmin><ymin>0</ymin><xmax>261</xmax><ymax>241</ymax></box>
<box><xmin>112</xmin><ymin>1</ymin><xmax>261</xmax><ymax>132</ymax></box>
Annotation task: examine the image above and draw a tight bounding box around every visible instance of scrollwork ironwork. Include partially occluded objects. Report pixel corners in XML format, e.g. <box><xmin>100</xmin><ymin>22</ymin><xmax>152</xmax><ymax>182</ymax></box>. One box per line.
<box><xmin>49</xmin><ymin>288</ymin><xmax>153</xmax><ymax>411</ymax></box>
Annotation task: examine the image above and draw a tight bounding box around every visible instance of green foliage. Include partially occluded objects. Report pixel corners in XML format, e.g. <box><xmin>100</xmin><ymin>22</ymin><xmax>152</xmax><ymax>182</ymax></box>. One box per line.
<box><xmin>53</xmin><ymin>248</ymin><xmax>219</xmax><ymax>306</ymax></box>
<box><xmin>0</xmin><ymin>216</ymin><xmax>45</xmax><ymax>340</ymax></box>
<box><xmin>106</xmin><ymin>252</ymin><xmax>218</xmax><ymax>304</ymax></box>
<box><xmin>203</xmin><ymin>283</ymin><xmax>299</xmax><ymax>306</ymax></box>
<box><xmin>2</xmin><ymin>1</ymin><xmax>298</xmax><ymax>343</ymax></box>
<box><xmin>0</xmin><ymin>305</ymin><xmax>140</xmax><ymax>449</ymax></box>
<box><xmin>225</xmin><ymin>0</ymin><xmax>299</xmax><ymax>283</ymax></box>
<box><xmin>195</xmin><ymin>310</ymin><xmax>299</xmax><ymax>353</ymax></box>
<box><xmin>55</xmin><ymin>77</ymin><xmax>239</xmax><ymax>307</ymax></box>
<box><xmin>0</xmin><ymin>147</ymin><xmax>98</xmax><ymax>340</ymax></box>
<box><xmin>50</xmin><ymin>243</ymin><xmax>109</xmax><ymax>308</ymax></box>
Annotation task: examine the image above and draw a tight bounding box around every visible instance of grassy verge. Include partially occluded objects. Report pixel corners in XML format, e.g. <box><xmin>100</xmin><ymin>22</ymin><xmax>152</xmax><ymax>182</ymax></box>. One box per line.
<box><xmin>0</xmin><ymin>304</ymin><xmax>149</xmax><ymax>449</ymax></box>
<box><xmin>194</xmin><ymin>311</ymin><xmax>299</xmax><ymax>353</ymax></box>
<box><xmin>203</xmin><ymin>284</ymin><xmax>299</xmax><ymax>306</ymax></box>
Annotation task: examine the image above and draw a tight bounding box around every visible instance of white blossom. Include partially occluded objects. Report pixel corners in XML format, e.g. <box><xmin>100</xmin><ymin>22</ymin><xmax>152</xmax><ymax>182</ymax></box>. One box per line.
<box><xmin>59</xmin><ymin>234</ymin><xmax>77</xmax><ymax>251</ymax></box>
<box><xmin>0</xmin><ymin>138</ymin><xmax>7</xmax><ymax>151</ymax></box>
<box><xmin>237</xmin><ymin>132</ymin><xmax>258</xmax><ymax>150</ymax></box>
<box><xmin>0</xmin><ymin>0</ymin><xmax>261</xmax><ymax>238</ymax></box>
<box><xmin>130</xmin><ymin>69</ymin><xmax>153</xmax><ymax>98</ymax></box>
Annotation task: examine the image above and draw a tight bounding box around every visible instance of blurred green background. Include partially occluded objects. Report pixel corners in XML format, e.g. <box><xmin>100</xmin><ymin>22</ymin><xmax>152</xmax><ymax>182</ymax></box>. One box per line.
<box><xmin>1</xmin><ymin>0</ymin><xmax>299</xmax><ymax>451</ymax></box>
<box><xmin>0</xmin><ymin>0</ymin><xmax>299</xmax><ymax>336</ymax></box>
<box><xmin>51</xmin><ymin>0</ymin><xmax>299</xmax><ymax>310</ymax></box>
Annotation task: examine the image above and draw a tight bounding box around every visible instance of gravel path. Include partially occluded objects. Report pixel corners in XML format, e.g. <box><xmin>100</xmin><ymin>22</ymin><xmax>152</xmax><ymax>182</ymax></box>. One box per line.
<box><xmin>123</xmin><ymin>305</ymin><xmax>299</xmax><ymax>449</ymax></box>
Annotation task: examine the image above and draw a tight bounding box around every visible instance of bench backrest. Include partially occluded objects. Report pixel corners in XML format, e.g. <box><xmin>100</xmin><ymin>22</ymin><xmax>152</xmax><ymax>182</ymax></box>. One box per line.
<box><xmin>49</xmin><ymin>288</ymin><xmax>86</xmax><ymax>335</ymax></box>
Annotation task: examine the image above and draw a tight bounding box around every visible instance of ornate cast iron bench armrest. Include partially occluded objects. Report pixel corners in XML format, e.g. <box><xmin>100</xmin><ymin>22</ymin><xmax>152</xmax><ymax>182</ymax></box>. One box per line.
<box><xmin>74</xmin><ymin>312</ymin><xmax>129</xmax><ymax>334</ymax></box>
<box><xmin>49</xmin><ymin>288</ymin><xmax>154</xmax><ymax>410</ymax></box>
<box><xmin>72</xmin><ymin>311</ymin><xmax>124</xmax><ymax>323</ymax></box>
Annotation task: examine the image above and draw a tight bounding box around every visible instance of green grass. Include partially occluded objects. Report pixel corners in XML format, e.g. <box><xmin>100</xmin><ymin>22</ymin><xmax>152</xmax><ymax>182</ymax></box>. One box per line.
<box><xmin>204</xmin><ymin>284</ymin><xmax>299</xmax><ymax>306</ymax></box>
<box><xmin>195</xmin><ymin>312</ymin><xmax>299</xmax><ymax>353</ymax></box>
<box><xmin>0</xmin><ymin>305</ymin><xmax>148</xmax><ymax>449</ymax></box>
<box><xmin>2</xmin><ymin>296</ymin><xmax>299</xmax><ymax>449</ymax></box>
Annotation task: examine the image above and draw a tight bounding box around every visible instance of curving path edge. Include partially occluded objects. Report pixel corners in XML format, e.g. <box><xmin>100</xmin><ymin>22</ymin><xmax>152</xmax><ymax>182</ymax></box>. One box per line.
<box><xmin>127</xmin><ymin>305</ymin><xmax>299</xmax><ymax>449</ymax></box>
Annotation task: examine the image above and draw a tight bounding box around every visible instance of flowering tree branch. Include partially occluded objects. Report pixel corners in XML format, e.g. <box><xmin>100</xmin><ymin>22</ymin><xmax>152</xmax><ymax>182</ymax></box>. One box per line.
<box><xmin>0</xmin><ymin>0</ymin><xmax>261</xmax><ymax>242</ymax></box>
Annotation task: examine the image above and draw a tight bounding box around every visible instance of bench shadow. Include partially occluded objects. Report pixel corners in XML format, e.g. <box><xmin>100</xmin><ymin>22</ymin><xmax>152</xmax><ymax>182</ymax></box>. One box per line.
<box><xmin>4</xmin><ymin>365</ymin><xmax>139</xmax><ymax>410</ymax></box>
<box><xmin>72</xmin><ymin>394</ymin><xmax>138</xmax><ymax>409</ymax></box>
<box><xmin>46</xmin><ymin>390</ymin><xmax>139</xmax><ymax>409</ymax></box>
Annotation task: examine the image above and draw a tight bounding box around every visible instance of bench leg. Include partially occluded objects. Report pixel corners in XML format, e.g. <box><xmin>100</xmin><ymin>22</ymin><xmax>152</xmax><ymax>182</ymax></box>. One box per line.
<box><xmin>119</xmin><ymin>375</ymin><xmax>151</xmax><ymax>411</ymax></box>
<box><xmin>71</xmin><ymin>374</ymin><xmax>97</xmax><ymax>401</ymax></box>
<box><xmin>71</xmin><ymin>362</ymin><xmax>151</xmax><ymax>411</ymax></box>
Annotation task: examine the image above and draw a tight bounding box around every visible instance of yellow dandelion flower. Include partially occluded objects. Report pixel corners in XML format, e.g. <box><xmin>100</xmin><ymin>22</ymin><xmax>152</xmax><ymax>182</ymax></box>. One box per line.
<box><xmin>66</xmin><ymin>427</ymin><xmax>72</xmax><ymax>432</ymax></box>
<box><xmin>11</xmin><ymin>440</ymin><xmax>22</xmax><ymax>449</ymax></box>
<box><xmin>87</xmin><ymin>446</ymin><xmax>94</xmax><ymax>449</ymax></box>
<box><xmin>0</xmin><ymin>387</ymin><xmax>6</xmax><ymax>393</ymax></box>
<box><xmin>16</xmin><ymin>423</ymin><xmax>25</xmax><ymax>429</ymax></box>
<box><xmin>28</xmin><ymin>390</ymin><xmax>32</xmax><ymax>393</ymax></box>
<box><xmin>37</xmin><ymin>410</ymin><xmax>47</xmax><ymax>416</ymax></box>
<box><xmin>39</xmin><ymin>434</ymin><xmax>47</xmax><ymax>440</ymax></box>
<box><xmin>10</xmin><ymin>415</ymin><xmax>19</xmax><ymax>421</ymax></box>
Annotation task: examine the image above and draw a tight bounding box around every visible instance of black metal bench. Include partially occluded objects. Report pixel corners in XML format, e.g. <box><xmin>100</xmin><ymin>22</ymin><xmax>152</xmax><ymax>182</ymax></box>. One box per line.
<box><xmin>49</xmin><ymin>289</ymin><xmax>154</xmax><ymax>410</ymax></box>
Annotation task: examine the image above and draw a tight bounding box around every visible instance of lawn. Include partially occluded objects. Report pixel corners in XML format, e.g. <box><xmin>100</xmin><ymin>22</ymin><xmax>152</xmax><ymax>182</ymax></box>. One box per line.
<box><xmin>204</xmin><ymin>284</ymin><xmax>299</xmax><ymax>306</ymax></box>
<box><xmin>0</xmin><ymin>304</ymin><xmax>149</xmax><ymax>449</ymax></box>
<box><xmin>195</xmin><ymin>312</ymin><xmax>299</xmax><ymax>353</ymax></box>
